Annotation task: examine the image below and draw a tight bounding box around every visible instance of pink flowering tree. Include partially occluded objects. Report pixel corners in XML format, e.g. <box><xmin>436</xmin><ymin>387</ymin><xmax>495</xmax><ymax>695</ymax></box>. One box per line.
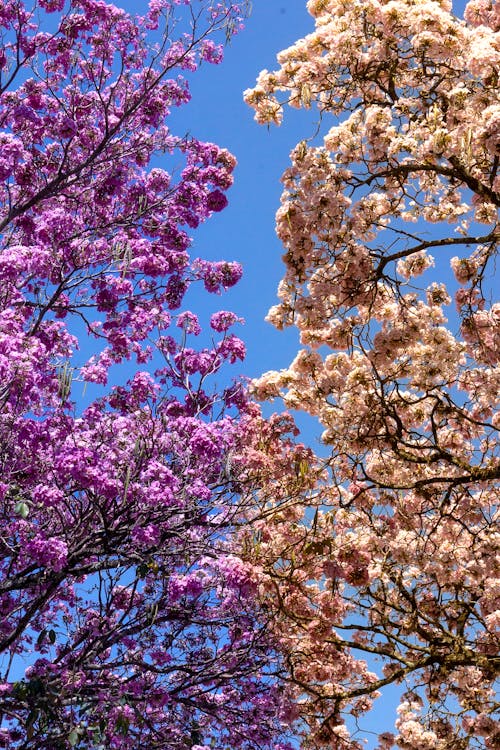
<box><xmin>0</xmin><ymin>1</ymin><xmax>295</xmax><ymax>748</ymax></box>
<box><xmin>244</xmin><ymin>0</ymin><xmax>499</xmax><ymax>748</ymax></box>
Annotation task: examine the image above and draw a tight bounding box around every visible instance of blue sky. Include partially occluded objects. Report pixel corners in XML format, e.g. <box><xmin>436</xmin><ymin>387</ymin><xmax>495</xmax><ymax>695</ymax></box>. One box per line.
<box><xmin>170</xmin><ymin>1</ymin><xmax>317</xmax><ymax>379</ymax></box>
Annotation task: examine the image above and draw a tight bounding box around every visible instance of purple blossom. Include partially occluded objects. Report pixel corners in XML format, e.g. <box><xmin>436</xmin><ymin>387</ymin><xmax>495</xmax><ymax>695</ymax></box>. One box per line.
<box><xmin>206</xmin><ymin>188</ymin><xmax>228</xmax><ymax>212</ymax></box>
<box><xmin>193</xmin><ymin>259</ymin><xmax>243</xmax><ymax>293</ymax></box>
<box><xmin>177</xmin><ymin>311</ymin><xmax>202</xmax><ymax>335</ymax></box>
<box><xmin>210</xmin><ymin>310</ymin><xmax>242</xmax><ymax>332</ymax></box>
<box><xmin>24</xmin><ymin>536</ymin><xmax>68</xmax><ymax>572</ymax></box>
<box><xmin>217</xmin><ymin>334</ymin><xmax>246</xmax><ymax>363</ymax></box>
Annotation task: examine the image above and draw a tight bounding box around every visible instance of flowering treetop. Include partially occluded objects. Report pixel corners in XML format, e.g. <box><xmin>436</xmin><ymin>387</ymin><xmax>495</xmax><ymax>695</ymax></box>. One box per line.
<box><xmin>0</xmin><ymin>2</ymin><xmax>296</xmax><ymax>749</ymax></box>
<box><xmin>244</xmin><ymin>1</ymin><xmax>499</xmax><ymax>748</ymax></box>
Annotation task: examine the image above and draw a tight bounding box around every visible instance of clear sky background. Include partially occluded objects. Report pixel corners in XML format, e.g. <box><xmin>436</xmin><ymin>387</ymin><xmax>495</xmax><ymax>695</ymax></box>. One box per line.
<box><xmin>168</xmin><ymin>0</ymin><xmax>318</xmax><ymax>381</ymax></box>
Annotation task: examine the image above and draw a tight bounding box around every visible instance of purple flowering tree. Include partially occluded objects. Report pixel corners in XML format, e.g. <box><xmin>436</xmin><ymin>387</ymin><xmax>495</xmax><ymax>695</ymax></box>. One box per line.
<box><xmin>0</xmin><ymin>2</ymin><xmax>292</xmax><ymax>748</ymax></box>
